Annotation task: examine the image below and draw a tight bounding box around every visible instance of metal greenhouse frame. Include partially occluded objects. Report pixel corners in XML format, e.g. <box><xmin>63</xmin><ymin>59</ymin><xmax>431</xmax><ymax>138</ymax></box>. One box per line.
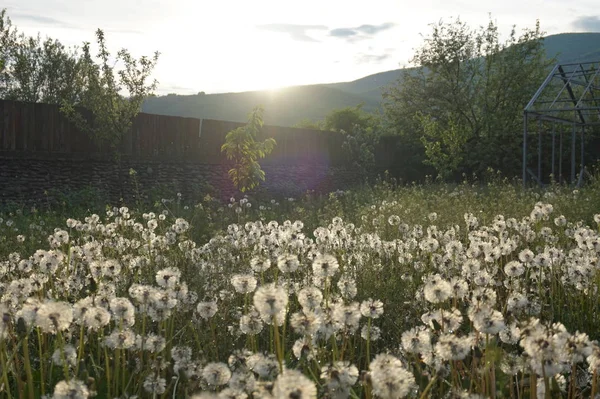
<box><xmin>523</xmin><ymin>61</ymin><xmax>600</xmax><ymax>187</ymax></box>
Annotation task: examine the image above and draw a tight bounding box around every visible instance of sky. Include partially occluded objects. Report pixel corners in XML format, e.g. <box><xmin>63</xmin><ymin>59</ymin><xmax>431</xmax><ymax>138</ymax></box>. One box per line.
<box><xmin>3</xmin><ymin>0</ymin><xmax>600</xmax><ymax>95</ymax></box>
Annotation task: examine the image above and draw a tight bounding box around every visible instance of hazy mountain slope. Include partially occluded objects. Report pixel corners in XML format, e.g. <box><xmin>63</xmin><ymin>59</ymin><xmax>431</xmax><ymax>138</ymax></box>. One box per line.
<box><xmin>144</xmin><ymin>85</ymin><xmax>379</xmax><ymax>126</ymax></box>
<box><xmin>543</xmin><ymin>32</ymin><xmax>600</xmax><ymax>64</ymax></box>
<box><xmin>143</xmin><ymin>33</ymin><xmax>600</xmax><ymax>126</ymax></box>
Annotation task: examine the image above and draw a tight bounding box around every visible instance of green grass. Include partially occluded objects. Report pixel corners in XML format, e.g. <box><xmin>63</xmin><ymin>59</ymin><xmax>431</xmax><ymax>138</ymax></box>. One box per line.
<box><xmin>1</xmin><ymin>175</ymin><xmax>600</xmax><ymax>398</ymax></box>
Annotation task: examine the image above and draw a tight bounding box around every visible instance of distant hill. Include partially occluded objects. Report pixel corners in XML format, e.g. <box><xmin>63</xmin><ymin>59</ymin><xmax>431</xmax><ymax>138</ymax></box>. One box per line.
<box><xmin>142</xmin><ymin>33</ymin><xmax>600</xmax><ymax>127</ymax></box>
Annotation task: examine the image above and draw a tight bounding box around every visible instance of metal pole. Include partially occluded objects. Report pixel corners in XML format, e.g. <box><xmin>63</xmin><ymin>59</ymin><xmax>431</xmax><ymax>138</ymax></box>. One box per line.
<box><xmin>551</xmin><ymin>123</ymin><xmax>555</xmax><ymax>180</ymax></box>
<box><xmin>559</xmin><ymin>131</ymin><xmax>563</xmax><ymax>184</ymax></box>
<box><xmin>581</xmin><ymin>125</ymin><xmax>585</xmax><ymax>176</ymax></box>
<box><xmin>571</xmin><ymin>121</ymin><xmax>576</xmax><ymax>184</ymax></box>
<box><xmin>523</xmin><ymin>113</ymin><xmax>528</xmax><ymax>187</ymax></box>
<box><xmin>538</xmin><ymin>120</ymin><xmax>542</xmax><ymax>184</ymax></box>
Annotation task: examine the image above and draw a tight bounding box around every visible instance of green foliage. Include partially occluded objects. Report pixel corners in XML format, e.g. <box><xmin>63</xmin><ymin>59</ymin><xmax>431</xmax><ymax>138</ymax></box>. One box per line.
<box><xmin>292</xmin><ymin>118</ymin><xmax>325</xmax><ymax>130</ymax></box>
<box><xmin>221</xmin><ymin>106</ymin><xmax>277</xmax><ymax>192</ymax></box>
<box><xmin>417</xmin><ymin>112</ymin><xmax>467</xmax><ymax>179</ymax></box>
<box><xmin>324</xmin><ymin>105</ymin><xmax>383</xmax><ymax>176</ymax></box>
<box><xmin>60</xmin><ymin>29</ymin><xmax>159</xmax><ymax>154</ymax></box>
<box><xmin>0</xmin><ymin>9</ymin><xmax>159</xmax><ymax>156</ymax></box>
<box><xmin>383</xmin><ymin>17</ymin><xmax>555</xmax><ymax>179</ymax></box>
<box><xmin>0</xmin><ymin>9</ymin><xmax>83</xmax><ymax>103</ymax></box>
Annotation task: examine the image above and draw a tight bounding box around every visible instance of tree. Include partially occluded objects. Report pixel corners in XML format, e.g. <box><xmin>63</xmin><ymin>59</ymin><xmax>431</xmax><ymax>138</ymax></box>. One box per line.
<box><xmin>0</xmin><ymin>9</ymin><xmax>159</xmax><ymax>155</ymax></box>
<box><xmin>293</xmin><ymin>118</ymin><xmax>325</xmax><ymax>130</ymax></box>
<box><xmin>295</xmin><ymin>106</ymin><xmax>384</xmax><ymax>177</ymax></box>
<box><xmin>60</xmin><ymin>29</ymin><xmax>159</xmax><ymax>153</ymax></box>
<box><xmin>383</xmin><ymin>17</ymin><xmax>554</xmax><ymax>178</ymax></box>
<box><xmin>324</xmin><ymin>105</ymin><xmax>382</xmax><ymax>177</ymax></box>
<box><xmin>0</xmin><ymin>9</ymin><xmax>83</xmax><ymax>104</ymax></box>
<box><xmin>221</xmin><ymin>106</ymin><xmax>277</xmax><ymax>192</ymax></box>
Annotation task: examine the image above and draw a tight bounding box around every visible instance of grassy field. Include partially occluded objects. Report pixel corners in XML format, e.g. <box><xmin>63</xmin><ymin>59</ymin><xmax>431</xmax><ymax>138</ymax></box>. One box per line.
<box><xmin>1</xmin><ymin>174</ymin><xmax>600</xmax><ymax>398</ymax></box>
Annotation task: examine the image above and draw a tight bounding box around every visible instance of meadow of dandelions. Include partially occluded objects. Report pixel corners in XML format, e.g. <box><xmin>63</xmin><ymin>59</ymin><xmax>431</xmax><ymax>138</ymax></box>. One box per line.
<box><xmin>0</xmin><ymin>182</ymin><xmax>600</xmax><ymax>398</ymax></box>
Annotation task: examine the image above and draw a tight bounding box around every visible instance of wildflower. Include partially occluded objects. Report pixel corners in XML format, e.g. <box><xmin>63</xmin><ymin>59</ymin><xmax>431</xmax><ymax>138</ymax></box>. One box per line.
<box><xmin>109</xmin><ymin>297</ymin><xmax>136</xmax><ymax>327</ymax></box>
<box><xmin>36</xmin><ymin>301</ymin><xmax>73</xmax><ymax>334</ymax></box>
<box><xmin>472</xmin><ymin>308</ymin><xmax>505</xmax><ymax>335</ymax></box>
<box><xmin>52</xmin><ymin>344</ymin><xmax>77</xmax><ymax>367</ymax></box>
<box><xmin>337</xmin><ymin>277</ymin><xmax>357</xmax><ymax>299</ymax></box>
<box><xmin>227</xmin><ymin>349</ymin><xmax>253</xmax><ymax>371</ymax></box>
<box><xmin>171</xmin><ymin>346</ymin><xmax>193</xmax><ymax>364</ymax></box>
<box><xmin>272</xmin><ymin>369</ymin><xmax>317</xmax><ymax>399</ymax></box>
<box><xmin>53</xmin><ymin>379</ymin><xmax>89</xmax><ymax>399</ymax></box>
<box><xmin>499</xmin><ymin>323</ymin><xmax>521</xmax><ymax>345</ymax></box>
<box><xmin>277</xmin><ymin>254</ymin><xmax>300</xmax><ymax>273</ymax></box>
<box><xmin>156</xmin><ymin>267</ymin><xmax>181</xmax><ymax>288</ymax></box>
<box><xmin>104</xmin><ymin>328</ymin><xmax>136</xmax><ymax>349</ymax></box>
<box><xmin>361</xmin><ymin>324</ymin><xmax>381</xmax><ymax>341</ymax></box>
<box><xmin>297</xmin><ymin>287</ymin><xmax>323</xmax><ymax>310</ymax></box>
<box><xmin>388</xmin><ymin>215</ymin><xmax>401</xmax><ymax>226</ymax></box>
<box><xmin>145</xmin><ymin>334</ymin><xmax>167</xmax><ymax>353</ymax></box>
<box><xmin>143</xmin><ymin>375</ymin><xmax>167</xmax><ymax>395</ymax></box>
<box><xmin>84</xmin><ymin>306</ymin><xmax>111</xmax><ymax>331</ymax></box>
<box><xmin>248</xmin><ymin>353</ymin><xmax>279</xmax><ymax>378</ymax></box>
<box><xmin>253</xmin><ymin>284</ymin><xmax>288</xmax><ymax>320</ymax></box>
<box><xmin>449</xmin><ymin>277</ymin><xmax>469</xmax><ymax>299</ymax></box>
<box><xmin>202</xmin><ymin>362</ymin><xmax>232</xmax><ymax>386</ymax></box>
<box><xmin>240</xmin><ymin>308</ymin><xmax>264</xmax><ymax>335</ymax></box>
<box><xmin>312</xmin><ymin>254</ymin><xmax>339</xmax><ymax>277</ymax></box>
<box><xmin>101</xmin><ymin>259</ymin><xmax>121</xmax><ymax>278</ymax></box>
<box><xmin>369</xmin><ymin>353</ymin><xmax>415</xmax><ymax>399</ymax></box>
<box><xmin>435</xmin><ymin>333</ymin><xmax>473</xmax><ymax>361</ymax></box>
<box><xmin>423</xmin><ymin>275</ymin><xmax>452</xmax><ymax>304</ymax></box>
<box><xmin>290</xmin><ymin>310</ymin><xmax>322</xmax><ymax>335</ymax></box>
<box><xmin>518</xmin><ymin>249</ymin><xmax>535</xmax><ymax>263</ymax></box>
<box><xmin>250</xmin><ymin>256</ymin><xmax>271</xmax><ymax>272</ymax></box>
<box><xmin>332</xmin><ymin>302</ymin><xmax>361</xmax><ymax>333</ymax></box>
<box><xmin>401</xmin><ymin>326</ymin><xmax>432</xmax><ymax>354</ymax></box>
<box><xmin>228</xmin><ymin>370</ymin><xmax>257</xmax><ymax>393</ymax></box>
<box><xmin>197</xmin><ymin>301</ymin><xmax>218</xmax><ymax>320</ymax></box>
<box><xmin>360</xmin><ymin>298</ymin><xmax>384</xmax><ymax>319</ymax></box>
<box><xmin>504</xmin><ymin>261</ymin><xmax>525</xmax><ymax>277</ymax></box>
<box><xmin>231</xmin><ymin>274</ymin><xmax>258</xmax><ymax>294</ymax></box>
<box><xmin>321</xmin><ymin>361</ymin><xmax>359</xmax><ymax>399</ymax></box>
<box><xmin>293</xmin><ymin>336</ymin><xmax>317</xmax><ymax>360</ymax></box>
<box><xmin>15</xmin><ymin>298</ymin><xmax>41</xmax><ymax>328</ymax></box>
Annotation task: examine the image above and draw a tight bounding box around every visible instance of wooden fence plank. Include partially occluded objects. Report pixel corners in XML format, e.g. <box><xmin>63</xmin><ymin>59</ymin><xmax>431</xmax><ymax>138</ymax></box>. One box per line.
<box><xmin>0</xmin><ymin>99</ymin><xmax>336</xmax><ymax>162</ymax></box>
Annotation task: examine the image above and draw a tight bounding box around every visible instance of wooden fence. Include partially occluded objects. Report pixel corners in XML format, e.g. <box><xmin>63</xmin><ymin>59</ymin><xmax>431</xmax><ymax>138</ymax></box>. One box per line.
<box><xmin>0</xmin><ymin>99</ymin><xmax>345</xmax><ymax>164</ymax></box>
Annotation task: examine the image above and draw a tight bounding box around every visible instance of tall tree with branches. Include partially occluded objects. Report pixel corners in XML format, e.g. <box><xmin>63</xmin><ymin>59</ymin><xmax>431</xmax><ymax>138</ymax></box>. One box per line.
<box><xmin>384</xmin><ymin>17</ymin><xmax>554</xmax><ymax>178</ymax></box>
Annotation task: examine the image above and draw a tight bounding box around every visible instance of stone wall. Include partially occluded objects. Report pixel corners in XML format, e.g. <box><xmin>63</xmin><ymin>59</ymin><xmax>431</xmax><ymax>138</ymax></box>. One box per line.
<box><xmin>0</xmin><ymin>155</ymin><xmax>360</xmax><ymax>204</ymax></box>
<box><xmin>0</xmin><ymin>100</ymin><xmax>361</xmax><ymax>204</ymax></box>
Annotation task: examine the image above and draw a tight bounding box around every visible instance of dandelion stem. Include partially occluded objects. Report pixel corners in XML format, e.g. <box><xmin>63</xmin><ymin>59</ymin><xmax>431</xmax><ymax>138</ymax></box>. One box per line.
<box><xmin>104</xmin><ymin>345</ymin><xmax>111</xmax><ymax>398</ymax></box>
<box><xmin>36</xmin><ymin>328</ymin><xmax>45</xmax><ymax>397</ymax></box>
<box><xmin>76</xmin><ymin>323</ymin><xmax>85</xmax><ymax>377</ymax></box>
<box><xmin>273</xmin><ymin>316</ymin><xmax>283</xmax><ymax>373</ymax></box>
<box><xmin>57</xmin><ymin>330</ymin><xmax>70</xmax><ymax>382</ymax></box>
<box><xmin>0</xmin><ymin>341</ymin><xmax>13</xmax><ymax>399</ymax></box>
<box><xmin>114</xmin><ymin>348</ymin><xmax>120</xmax><ymax>395</ymax></box>
<box><xmin>418</xmin><ymin>375</ymin><xmax>437</xmax><ymax>399</ymax></box>
<box><xmin>22</xmin><ymin>335</ymin><xmax>35</xmax><ymax>399</ymax></box>
<box><xmin>366</xmin><ymin>317</ymin><xmax>371</xmax><ymax>367</ymax></box>
<box><xmin>591</xmin><ymin>369</ymin><xmax>597</xmax><ymax>399</ymax></box>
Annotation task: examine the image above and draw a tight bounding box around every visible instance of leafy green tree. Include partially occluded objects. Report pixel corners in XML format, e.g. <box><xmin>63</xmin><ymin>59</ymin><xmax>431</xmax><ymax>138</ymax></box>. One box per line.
<box><xmin>293</xmin><ymin>118</ymin><xmax>325</xmax><ymax>130</ymax></box>
<box><xmin>60</xmin><ymin>29</ymin><xmax>159</xmax><ymax>153</ymax></box>
<box><xmin>0</xmin><ymin>9</ymin><xmax>159</xmax><ymax>155</ymax></box>
<box><xmin>323</xmin><ymin>104</ymin><xmax>374</xmax><ymax>133</ymax></box>
<box><xmin>221</xmin><ymin>106</ymin><xmax>277</xmax><ymax>192</ymax></box>
<box><xmin>0</xmin><ymin>9</ymin><xmax>83</xmax><ymax>103</ymax></box>
<box><xmin>383</xmin><ymin>17</ymin><xmax>554</xmax><ymax>178</ymax></box>
<box><xmin>324</xmin><ymin>105</ymin><xmax>382</xmax><ymax>176</ymax></box>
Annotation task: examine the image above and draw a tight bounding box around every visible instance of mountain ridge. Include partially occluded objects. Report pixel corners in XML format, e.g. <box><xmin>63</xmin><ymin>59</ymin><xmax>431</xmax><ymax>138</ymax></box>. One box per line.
<box><xmin>142</xmin><ymin>32</ymin><xmax>600</xmax><ymax>127</ymax></box>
